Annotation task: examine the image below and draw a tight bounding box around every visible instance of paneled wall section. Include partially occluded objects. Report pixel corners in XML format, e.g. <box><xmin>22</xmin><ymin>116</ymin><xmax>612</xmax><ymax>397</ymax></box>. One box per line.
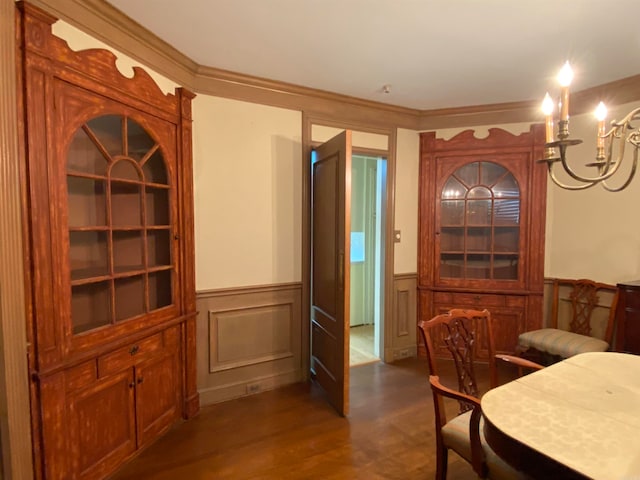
<box><xmin>196</xmin><ymin>283</ymin><xmax>303</xmax><ymax>405</ymax></box>
<box><xmin>197</xmin><ymin>275</ymin><xmax>418</xmax><ymax>405</ymax></box>
<box><xmin>387</xmin><ymin>274</ymin><xmax>418</xmax><ymax>360</ymax></box>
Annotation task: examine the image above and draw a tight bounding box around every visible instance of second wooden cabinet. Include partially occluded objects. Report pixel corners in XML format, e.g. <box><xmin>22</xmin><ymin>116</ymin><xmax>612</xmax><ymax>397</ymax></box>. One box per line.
<box><xmin>418</xmin><ymin>127</ymin><xmax>547</xmax><ymax>356</ymax></box>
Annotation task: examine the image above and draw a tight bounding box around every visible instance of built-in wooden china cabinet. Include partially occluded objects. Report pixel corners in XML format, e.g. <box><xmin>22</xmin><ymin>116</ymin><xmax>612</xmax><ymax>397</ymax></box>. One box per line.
<box><xmin>418</xmin><ymin>126</ymin><xmax>547</xmax><ymax>357</ymax></box>
<box><xmin>17</xmin><ymin>3</ymin><xmax>198</xmax><ymax>478</ymax></box>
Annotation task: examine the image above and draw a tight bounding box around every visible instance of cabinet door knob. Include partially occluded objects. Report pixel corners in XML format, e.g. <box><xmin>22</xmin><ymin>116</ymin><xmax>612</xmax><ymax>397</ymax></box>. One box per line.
<box><xmin>128</xmin><ymin>382</ymin><xmax>135</xmax><ymax>389</ymax></box>
<box><xmin>137</xmin><ymin>377</ymin><xmax>144</xmax><ymax>384</ymax></box>
<box><xmin>129</xmin><ymin>345</ymin><xmax>139</xmax><ymax>356</ymax></box>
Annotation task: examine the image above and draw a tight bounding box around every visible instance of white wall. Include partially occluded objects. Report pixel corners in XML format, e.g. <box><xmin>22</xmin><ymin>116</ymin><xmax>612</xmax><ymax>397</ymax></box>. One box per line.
<box><xmin>193</xmin><ymin>96</ymin><xmax>303</xmax><ymax>290</ymax></box>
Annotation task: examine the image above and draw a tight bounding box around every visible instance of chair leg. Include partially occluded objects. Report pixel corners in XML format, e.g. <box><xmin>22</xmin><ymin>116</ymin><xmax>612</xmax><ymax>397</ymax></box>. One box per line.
<box><xmin>435</xmin><ymin>443</ymin><xmax>448</xmax><ymax>480</ymax></box>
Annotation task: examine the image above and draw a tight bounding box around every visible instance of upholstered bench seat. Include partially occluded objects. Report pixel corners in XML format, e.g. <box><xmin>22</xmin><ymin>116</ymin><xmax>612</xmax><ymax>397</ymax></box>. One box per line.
<box><xmin>442</xmin><ymin>411</ymin><xmax>528</xmax><ymax>480</ymax></box>
<box><xmin>518</xmin><ymin>328</ymin><xmax>609</xmax><ymax>358</ymax></box>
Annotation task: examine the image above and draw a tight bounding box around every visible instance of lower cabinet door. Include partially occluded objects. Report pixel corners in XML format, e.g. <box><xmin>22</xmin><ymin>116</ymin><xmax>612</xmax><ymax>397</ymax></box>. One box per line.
<box><xmin>67</xmin><ymin>369</ymin><xmax>137</xmax><ymax>480</ymax></box>
<box><xmin>135</xmin><ymin>349</ymin><xmax>181</xmax><ymax>447</ymax></box>
<box><xmin>478</xmin><ymin>307</ymin><xmax>525</xmax><ymax>357</ymax></box>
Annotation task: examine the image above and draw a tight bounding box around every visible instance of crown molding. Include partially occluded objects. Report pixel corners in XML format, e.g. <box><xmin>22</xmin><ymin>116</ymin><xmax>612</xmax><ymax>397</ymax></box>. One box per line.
<box><xmin>418</xmin><ymin>100</ymin><xmax>542</xmax><ymax>130</ymax></box>
<box><xmin>196</xmin><ymin>64</ymin><xmax>419</xmax><ymax>116</ymax></box>
<box><xmin>571</xmin><ymin>74</ymin><xmax>640</xmax><ymax>114</ymax></box>
<box><xmin>416</xmin><ymin>74</ymin><xmax>640</xmax><ymax>130</ymax></box>
<box><xmin>194</xmin><ymin>65</ymin><xmax>422</xmax><ymax>130</ymax></box>
<box><xmin>21</xmin><ymin>0</ymin><xmax>640</xmax><ymax>131</ymax></box>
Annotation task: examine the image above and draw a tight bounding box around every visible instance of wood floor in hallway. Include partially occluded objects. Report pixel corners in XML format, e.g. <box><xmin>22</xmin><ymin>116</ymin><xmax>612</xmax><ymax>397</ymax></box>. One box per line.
<box><xmin>111</xmin><ymin>357</ymin><xmax>486</xmax><ymax>479</ymax></box>
<box><xmin>349</xmin><ymin>324</ymin><xmax>377</xmax><ymax>366</ymax></box>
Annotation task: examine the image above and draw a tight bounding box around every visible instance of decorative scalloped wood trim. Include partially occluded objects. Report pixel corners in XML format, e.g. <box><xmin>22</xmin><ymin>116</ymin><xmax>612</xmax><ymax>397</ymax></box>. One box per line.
<box><xmin>27</xmin><ymin>0</ymin><xmax>196</xmax><ymax>87</ymax></box>
<box><xmin>430</xmin><ymin>126</ymin><xmax>544</xmax><ymax>150</ymax></box>
<box><xmin>20</xmin><ymin>1</ymin><xmax>180</xmax><ymax>119</ymax></box>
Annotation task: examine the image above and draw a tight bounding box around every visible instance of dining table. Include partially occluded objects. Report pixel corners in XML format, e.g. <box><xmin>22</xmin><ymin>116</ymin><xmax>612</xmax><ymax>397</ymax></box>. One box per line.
<box><xmin>481</xmin><ymin>351</ymin><xmax>640</xmax><ymax>480</ymax></box>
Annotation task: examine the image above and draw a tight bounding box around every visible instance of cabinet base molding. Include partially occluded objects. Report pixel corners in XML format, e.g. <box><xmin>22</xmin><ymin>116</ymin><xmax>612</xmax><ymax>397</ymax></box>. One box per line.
<box><xmin>184</xmin><ymin>393</ymin><xmax>200</xmax><ymax>419</ymax></box>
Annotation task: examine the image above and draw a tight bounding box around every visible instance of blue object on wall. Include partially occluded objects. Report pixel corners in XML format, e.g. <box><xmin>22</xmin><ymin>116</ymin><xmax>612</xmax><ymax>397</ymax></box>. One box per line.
<box><xmin>351</xmin><ymin>232</ymin><xmax>365</xmax><ymax>263</ymax></box>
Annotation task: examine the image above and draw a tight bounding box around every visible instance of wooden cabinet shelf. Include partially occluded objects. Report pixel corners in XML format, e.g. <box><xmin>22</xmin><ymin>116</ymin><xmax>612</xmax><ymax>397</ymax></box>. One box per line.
<box><xmin>69</xmin><ymin>226</ymin><xmax>110</xmax><ymax>232</ymax></box>
<box><xmin>441</xmin><ymin>225</ymin><xmax>519</xmax><ymax>228</ymax></box>
<box><xmin>418</xmin><ymin>127</ymin><xmax>547</xmax><ymax>356</ymax></box>
<box><xmin>71</xmin><ymin>271</ymin><xmax>111</xmax><ymax>284</ymax></box>
<box><xmin>18</xmin><ymin>4</ymin><xmax>198</xmax><ymax>479</ymax></box>
<box><xmin>441</xmin><ymin>251</ymin><xmax>519</xmax><ymax>255</ymax></box>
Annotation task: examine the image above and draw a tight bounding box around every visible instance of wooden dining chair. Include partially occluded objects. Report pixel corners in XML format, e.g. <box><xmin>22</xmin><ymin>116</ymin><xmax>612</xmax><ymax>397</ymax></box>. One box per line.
<box><xmin>418</xmin><ymin>308</ymin><xmax>543</xmax><ymax>480</ymax></box>
<box><xmin>518</xmin><ymin>278</ymin><xmax>619</xmax><ymax>363</ymax></box>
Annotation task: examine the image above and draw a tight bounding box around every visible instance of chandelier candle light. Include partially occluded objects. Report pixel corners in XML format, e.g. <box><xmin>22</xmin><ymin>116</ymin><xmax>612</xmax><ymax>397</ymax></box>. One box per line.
<box><xmin>540</xmin><ymin>61</ymin><xmax>640</xmax><ymax>191</ymax></box>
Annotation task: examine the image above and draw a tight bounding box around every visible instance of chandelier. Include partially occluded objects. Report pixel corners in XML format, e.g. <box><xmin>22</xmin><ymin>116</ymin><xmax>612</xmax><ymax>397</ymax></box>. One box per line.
<box><xmin>539</xmin><ymin>62</ymin><xmax>640</xmax><ymax>191</ymax></box>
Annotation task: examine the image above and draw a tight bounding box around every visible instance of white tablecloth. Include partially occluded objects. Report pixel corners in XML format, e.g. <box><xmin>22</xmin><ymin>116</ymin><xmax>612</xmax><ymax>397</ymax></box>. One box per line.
<box><xmin>481</xmin><ymin>352</ymin><xmax>640</xmax><ymax>480</ymax></box>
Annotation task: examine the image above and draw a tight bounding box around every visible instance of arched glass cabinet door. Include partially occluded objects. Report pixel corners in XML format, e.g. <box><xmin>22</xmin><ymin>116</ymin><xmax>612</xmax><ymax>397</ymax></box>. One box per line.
<box><xmin>66</xmin><ymin>115</ymin><xmax>173</xmax><ymax>334</ymax></box>
<box><xmin>439</xmin><ymin>161</ymin><xmax>520</xmax><ymax>280</ymax></box>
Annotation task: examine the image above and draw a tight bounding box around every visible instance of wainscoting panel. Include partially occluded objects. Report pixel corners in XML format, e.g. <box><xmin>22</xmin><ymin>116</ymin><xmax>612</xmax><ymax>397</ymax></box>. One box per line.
<box><xmin>209</xmin><ymin>304</ymin><xmax>293</xmax><ymax>372</ymax></box>
<box><xmin>197</xmin><ymin>283</ymin><xmax>303</xmax><ymax>405</ymax></box>
<box><xmin>387</xmin><ymin>274</ymin><xmax>418</xmax><ymax>361</ymax></box>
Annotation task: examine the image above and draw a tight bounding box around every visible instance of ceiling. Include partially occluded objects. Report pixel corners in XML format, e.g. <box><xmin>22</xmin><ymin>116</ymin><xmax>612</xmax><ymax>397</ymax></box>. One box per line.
<box><xmin>105</xmin><ymin>0</ymin><xmax>640</xmax><ymax>111</ymax></box>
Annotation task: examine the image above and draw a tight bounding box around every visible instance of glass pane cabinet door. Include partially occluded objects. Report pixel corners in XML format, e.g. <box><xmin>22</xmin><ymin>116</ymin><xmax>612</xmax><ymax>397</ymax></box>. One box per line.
<box><xmin>67</xmin><ymin>115</ymin><xmax>173</xmax><ymax>334</ymax></box>
<box><xmin>439</xmin><ymin>161</ymin><xmax>520</xmax><ymax>281</ymax></box>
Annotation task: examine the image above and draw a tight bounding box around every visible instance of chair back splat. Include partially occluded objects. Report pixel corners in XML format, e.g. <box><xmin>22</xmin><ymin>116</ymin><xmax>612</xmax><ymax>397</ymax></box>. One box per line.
<box><xmin>519</xmin><ymin>278</ymin><xmax>619</xmax><ymax>362</ymax></box>
<box><xmin>425</xmin><ymin>310</ymin><xmax>494</xmax><ymax>411</ymax></box>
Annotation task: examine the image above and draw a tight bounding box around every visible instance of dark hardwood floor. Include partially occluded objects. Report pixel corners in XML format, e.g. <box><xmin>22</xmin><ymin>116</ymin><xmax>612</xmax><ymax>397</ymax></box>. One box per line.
<box><xmin>111</xmin><ymin>357</ymin><xmax>494</xmax><ymax>479</ymax></box>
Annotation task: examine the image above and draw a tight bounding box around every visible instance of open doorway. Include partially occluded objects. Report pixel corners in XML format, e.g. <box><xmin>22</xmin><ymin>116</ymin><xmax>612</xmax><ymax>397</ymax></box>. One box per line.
<box><xmin>349</xmin><ymin>154</ymin><xmax>387</xmax><ymax>366</ymax></box>
<box><xmin>305</xmin><ymin>120</ymin><xmax>396</xmax><ymax>416</ymax></box>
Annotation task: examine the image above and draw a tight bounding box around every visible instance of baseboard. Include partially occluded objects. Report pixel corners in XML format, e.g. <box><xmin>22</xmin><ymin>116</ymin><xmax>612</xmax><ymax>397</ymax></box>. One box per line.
<box><xmin>198</xmin><ymin>369</ymin><xmax>303</xmax><ymax>405</ymax></box>
<box><xmin>386</xmin><ymin>344</ymin><xmax>418</xmax><ymax>362</ymax></box>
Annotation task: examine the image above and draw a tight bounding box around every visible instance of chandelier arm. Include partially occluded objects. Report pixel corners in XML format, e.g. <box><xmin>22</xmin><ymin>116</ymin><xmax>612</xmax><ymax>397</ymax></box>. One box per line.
<box><xmin>547</xmin><ymin>163</ymin><xmax>599</xmax><ymax>190</ymax></box>
<box><xmin>558</xmin><ymin>144</ymin><xmax>623</xmax><ymax>184</ymax></box>
<box><xmin>553</xmin><ymin>123</ymin><xmax>632</xmax><ymax>184</ymax></box>
<box><xmin>599</xmin><ymin>127</ymin><xmax>620</xmax><ymax>170</ymax></box>
<box><xmin>539</xmin><ymin>65</ymin><xmax>640</xmax><ymax>192</ymax></box>
<box><xmin>602</xmin><ymin>147</ymin><xmax>639</xmax><ymax>192</ymax></box>
<box><xmin>612</xmin><ymin>108</ymin><xmax>640</xmax><ymax>129</ymax></box>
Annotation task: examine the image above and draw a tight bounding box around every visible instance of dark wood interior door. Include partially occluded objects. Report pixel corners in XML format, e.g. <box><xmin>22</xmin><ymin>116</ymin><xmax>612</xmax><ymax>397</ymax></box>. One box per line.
<box><xmin>311</xmin><ymin>130</ymin><xmax>352</xmax><ymax>416</ymax></box>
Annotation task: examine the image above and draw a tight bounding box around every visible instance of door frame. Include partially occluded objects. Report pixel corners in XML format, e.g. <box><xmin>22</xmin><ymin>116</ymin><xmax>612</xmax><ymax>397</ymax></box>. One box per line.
<box><xmin>301</xmin><ymin>114</ymin><xmax>397</xmax><ymax>378</ymax></box>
